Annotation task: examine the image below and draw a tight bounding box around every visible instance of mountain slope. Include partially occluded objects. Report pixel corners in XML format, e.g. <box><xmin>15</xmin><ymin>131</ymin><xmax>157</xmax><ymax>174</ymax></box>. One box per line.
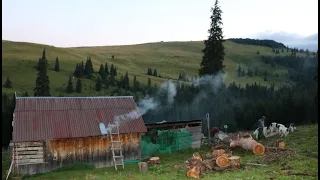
<box><xmin>2</xmin><ymin>40</ymin><xmax>303</xmax><ymax>96</ymax></box>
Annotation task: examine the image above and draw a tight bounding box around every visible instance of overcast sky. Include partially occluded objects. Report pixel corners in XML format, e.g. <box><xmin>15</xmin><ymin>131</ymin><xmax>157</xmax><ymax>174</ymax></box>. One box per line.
<box><xmin>2</xmin><ymin>0</ymin><xmax>318</xmax><ymax>47</ymax></box>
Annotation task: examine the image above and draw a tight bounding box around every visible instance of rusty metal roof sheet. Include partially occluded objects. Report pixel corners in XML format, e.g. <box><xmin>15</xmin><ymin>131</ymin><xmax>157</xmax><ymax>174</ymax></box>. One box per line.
<box><xmin>13</xmin><ymin>96</ymin><xmax>147</xmax><ymax>142</ymax></box>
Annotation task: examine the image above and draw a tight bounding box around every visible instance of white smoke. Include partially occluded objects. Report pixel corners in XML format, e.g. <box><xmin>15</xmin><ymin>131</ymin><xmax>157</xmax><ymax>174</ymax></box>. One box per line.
<box><xmin>160</xmin><ymin>80</ymin><xmax>177</xmax><ymax>104</ymax></box>
<box><xmin>138</xmin><ymin>97</ymin><xmax>158</xmax><ymax>115</ymax></box>
<box><xmin>192</xmin><ymin>72</ymin><xmax>226</xmax><ymax>91</ymax></box>
<box><xmin>100</xmin><ymin>72</ymin><xmax>227</xmax><ymax>136</ymax></box>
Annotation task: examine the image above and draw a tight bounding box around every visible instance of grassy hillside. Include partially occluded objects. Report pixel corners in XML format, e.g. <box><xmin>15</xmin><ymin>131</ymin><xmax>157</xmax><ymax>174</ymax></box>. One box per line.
<box><xmin>2</xmin><ymin>40</ymin><xmax>305</xmax><ymax>96</ymax></box>
<box><xmin>3</xmin><ymin>124</ymin><xmax>318</xmax><ymax>180</ymax></box>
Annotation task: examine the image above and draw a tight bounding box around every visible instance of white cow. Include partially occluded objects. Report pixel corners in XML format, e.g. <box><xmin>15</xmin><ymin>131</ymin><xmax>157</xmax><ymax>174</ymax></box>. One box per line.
<box><xmin>253</xmin><ymin>127</ymin><xmax>271</xmax><ymax>139</ymax></box>
<box><xmin>278</xmin><ymin>125</ymin><xmax>290</xmax><ymax>137</ymax></box>
<box><xmin>288</xmin><ymin>123</ymin><xmax>296</xmax><ymax>132</ymax></box>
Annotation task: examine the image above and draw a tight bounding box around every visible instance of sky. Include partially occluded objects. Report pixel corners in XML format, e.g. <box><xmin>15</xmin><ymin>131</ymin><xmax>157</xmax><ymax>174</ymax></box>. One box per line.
<box><xmin>2</xmin><ymin>0</ymin><xmax>318</xmax><ymax>47</ymax></box>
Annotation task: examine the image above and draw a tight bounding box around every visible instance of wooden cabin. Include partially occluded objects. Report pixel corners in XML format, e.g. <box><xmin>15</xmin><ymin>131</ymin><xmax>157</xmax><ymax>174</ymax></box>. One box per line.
<box><xmin>145</xmin><ymin>120</ymin><xmax>202</xmax><ymax>149</ymax></box>
<box><xmin>10</xmin><ymin>96</ymin><xmax>147</xmax><ymax>175</ymax></box>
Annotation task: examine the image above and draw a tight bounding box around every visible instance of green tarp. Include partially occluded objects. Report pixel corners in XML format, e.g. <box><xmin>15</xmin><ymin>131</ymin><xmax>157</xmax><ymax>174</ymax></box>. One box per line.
<box><xmin>141</xmin><ymin>128</ymin><xmax>193</xmax><ymax>158</ymax></box>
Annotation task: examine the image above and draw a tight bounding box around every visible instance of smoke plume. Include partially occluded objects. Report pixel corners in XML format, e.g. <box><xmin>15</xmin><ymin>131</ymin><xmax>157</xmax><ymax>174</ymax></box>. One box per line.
<box><xmin>100</xmin><ymin>72</ymin><xmax>228</xmax><ymax>136</ymax></box>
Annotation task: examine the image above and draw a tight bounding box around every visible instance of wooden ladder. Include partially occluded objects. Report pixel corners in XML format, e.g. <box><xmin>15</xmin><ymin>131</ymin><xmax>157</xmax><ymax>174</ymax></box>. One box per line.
<box><xmin>109</xmin><ymin>124</ymin><xmax>124</xmax><ymax>170</ymax></box>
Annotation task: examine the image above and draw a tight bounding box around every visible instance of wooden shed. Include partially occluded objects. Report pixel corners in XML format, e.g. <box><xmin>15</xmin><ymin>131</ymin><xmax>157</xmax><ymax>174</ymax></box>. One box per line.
<box><xmin>10</xmin><ymin>96</ymin><xmax>147</xmax><ymax>175</ymax></box>
<box><xmin>145</xmin><ymin>120</ymin><xmax>202</xmax><ymax>149</ymax></box>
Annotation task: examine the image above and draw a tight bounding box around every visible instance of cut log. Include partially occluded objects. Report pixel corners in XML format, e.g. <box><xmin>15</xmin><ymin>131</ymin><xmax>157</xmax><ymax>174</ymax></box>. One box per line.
<box><xmin>230</xmin><ymin>135</ymin><xmax>265</xmax><ymax>155</ymax></box>
<box><xmin>211</xmin><ymin>149</ymin><xmax>225</xmax><ymax>158</ymax></box>
<box><xmin>187</xmin><ymin>166</ymin><xmax>200</xmax><ymax>179</ymax></box>
<box><xmin>192</xmin><ymin>152</ymin><xmax>203</xmax><ymax>161</ymax></box>
<box><xmin>148</xmin><ymin>157</ymin><xmax>161</xmax><ymax>164</ymax></box>
<box><xmin>216</xmin><ymin>156</ymin><xmax>229</xmax><ymax>168</ymax></box>
<box><xmin>138</xmin><ymin>162</ymin><xmax>148</xmax><ymax>174</ymax></box>
<box><xmin>212</xmin><ymin>144</ymin><xmax>229</xmax><ymax>150</ymax></box>
<box><xmin>278</xmin><ymin>141</ymin><xmax>285</xmax><ymax>148</ymax></box>
<box><xmin>228</xmin><ymin>156</ymin><xmax>240</xmax><ymax>169</ymax></box>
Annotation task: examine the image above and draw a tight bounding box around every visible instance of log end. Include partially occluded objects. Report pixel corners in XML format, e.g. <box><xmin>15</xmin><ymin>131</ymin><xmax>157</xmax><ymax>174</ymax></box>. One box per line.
<box><xmin>187</xmin><ymin>166</ymin><xmax>200</xmax><ymax>179</ymax></box>
<box><xmin>253</xmin><ymin>143</ymin><xmax>265</xmax><ymax>155</ymax></box>
<box><xmin>279</xmin><ymin>141</ymin><xmax>285</xmax><ymax>148</ymax></box>
<box><xmin>216</xmin><ymin>156</ymin><xmax>230</xmax><ymax>168</ymax></box>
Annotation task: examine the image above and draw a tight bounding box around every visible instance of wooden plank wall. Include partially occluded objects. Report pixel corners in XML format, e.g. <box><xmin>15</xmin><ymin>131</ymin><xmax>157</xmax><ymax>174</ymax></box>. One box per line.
<box><xmin>12</xmin><ymin>133</ymin><xmax>142</xmax><ymax>175</ymax></box>
<box><xmin>186</xmin><ymin>126</ymin><xmax>202</xmax><ymax>148</ymax></box>
<box><xmin>12</xmin><ymin>142</ymin><xmax>45</xmax><ymax>174</ymax></box>
<box><xmin>13</xmin><ymin>142</ymin><xmax>44</xmax><ymax>165</ymax></box>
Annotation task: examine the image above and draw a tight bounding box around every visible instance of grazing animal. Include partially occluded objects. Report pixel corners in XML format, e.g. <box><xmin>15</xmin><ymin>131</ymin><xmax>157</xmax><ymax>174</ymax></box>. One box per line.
<box><xmin>288</xmin><ymin>123</ymin><xmax>296</xmax><ymax>132</ymax></box>
<box><xmin>278</xmin><ymin>125</ymin><xmax>290</xmax><ymax>137</ymax></box>
<box><xmin>253</xmin><ymin>127</ymin><xmax>271</xmax><ymax>139</ymax></box>
<box><xmin>269</xmin><ymin>122</ymin><xmax>279</xmax><ymax>133</ymax></box>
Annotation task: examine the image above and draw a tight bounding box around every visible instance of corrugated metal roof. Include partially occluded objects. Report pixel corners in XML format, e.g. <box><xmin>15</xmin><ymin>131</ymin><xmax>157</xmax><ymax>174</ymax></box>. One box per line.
<box><xmin>13</xmin><ymin>96</ymin><xmax>147</xmax><ymax>142</ymax></box>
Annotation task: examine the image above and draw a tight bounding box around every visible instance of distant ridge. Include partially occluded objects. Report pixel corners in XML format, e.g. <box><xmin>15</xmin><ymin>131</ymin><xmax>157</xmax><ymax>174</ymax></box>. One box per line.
<box><xmin>227</xmin><ymin>38</ymin><xmax>286</xmax><ymax>49</ymax></box>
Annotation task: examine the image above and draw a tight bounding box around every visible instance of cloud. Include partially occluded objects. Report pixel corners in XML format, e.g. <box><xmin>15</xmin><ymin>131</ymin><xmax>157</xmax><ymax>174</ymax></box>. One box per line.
<box><xmin>253</xmin><ymin>31</ymin><xmax>318</xmax><ymax>51</ymax></box>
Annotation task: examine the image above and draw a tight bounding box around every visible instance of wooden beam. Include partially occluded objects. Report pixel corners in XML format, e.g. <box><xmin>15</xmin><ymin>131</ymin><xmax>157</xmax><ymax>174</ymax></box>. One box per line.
<box><xmin>14</xmin><ymin>151</ymin><xmax>43</xmax><ymax>155</ymax></box>
<box><xmin>15</xmin><ymin>147</ymin><xmax>43</xmax><ymax>151</ymax></box>
<box><xmin>14</xmin><ymin>155</ymin><xmax>43</xmax><ymax>160</ymax></box>
<box><xmin>16</xmin><ymin>159</ymin><xmax>44</xmax><ymax>165</ymax></box>
<box><xmin>14</xmin><ymin>142</ymin><xmax>43</xmax><ymax>147</ymax></box>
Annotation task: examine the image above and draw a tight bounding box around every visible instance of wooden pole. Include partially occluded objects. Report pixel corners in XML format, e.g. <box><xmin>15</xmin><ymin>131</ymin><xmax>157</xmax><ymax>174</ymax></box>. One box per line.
<box><xmin>206</xmin><ymin>113</ymin><xmax>211</xmax><ymax>145</ymax></box>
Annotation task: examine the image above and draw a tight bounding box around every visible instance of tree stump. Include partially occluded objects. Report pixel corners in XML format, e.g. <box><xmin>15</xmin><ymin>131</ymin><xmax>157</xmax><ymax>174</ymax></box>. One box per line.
<box><xmin>138</xmin><ymin>162</ymin><xmax>148</xmax><ymax>174</ymax></box>
<box><xmin>148</xmin><ymin>157</ymin><xmax>161</xmax><ymax>164</ymax></box>
<box><xmin>228</xmin><ymin>156</ymin><xmax>240</xmax><ymax>169</ymax></box>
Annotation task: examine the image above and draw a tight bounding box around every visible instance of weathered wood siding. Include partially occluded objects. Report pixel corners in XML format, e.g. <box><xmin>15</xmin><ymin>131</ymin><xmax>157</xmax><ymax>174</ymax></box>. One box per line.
<box><xmin>186</xmin><ymin>126</ymin><xmax>202</xmax><ymax>148</ymax></box>
<box><xmin>13</xmin><ymin>133</ymin><xmax>141</xmax><ymax>175</ymax></box>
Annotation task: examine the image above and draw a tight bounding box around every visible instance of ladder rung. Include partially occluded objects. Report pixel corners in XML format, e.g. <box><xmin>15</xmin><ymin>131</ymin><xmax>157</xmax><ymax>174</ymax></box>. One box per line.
<box><xmin>115</xmin><ymin>163</ymin><xmax>124</xmax><ymax>166</ymax></box>
<box><xmin>111</xmin><ymin>147</ymin><xmax>122</xmax><ymax>150</ymax></box>
<box><xmin>110</xmin><ymin>133</ymin><xmax>120</xmax><ymax>135</ymax></box>
<box><xmin>114</xmin><ymin>156</ymin><xmax>124</xmax><ymax>158</ymax></box>
<box><xmin>111</xmin><ymin>141</ymin><xmax>121</xmax><ymax>143</ymax></box>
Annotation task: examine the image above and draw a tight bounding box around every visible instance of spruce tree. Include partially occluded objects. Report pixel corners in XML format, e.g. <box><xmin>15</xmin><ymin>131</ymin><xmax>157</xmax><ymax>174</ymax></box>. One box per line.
<box><xmin>4</xmin><ymin>77</ymin><xmax>12</xmax><ymax>88</ymax></box>
<box><xmin>80</xmin><ymin>61</ymin><xmax>85</xmax><ymax>74</ymax></box>
<box><xmin>124</xmin><ymin>71</ymin><xmax>130</xmax><ymax>90</ymax></box>
<box><xmin>153</xmin><ymin>69</ymin><xmax>158</xmax><ymax>77</ymax></box>
<box><xmin>109</xmin><ymin>72</ymin><xmax>116</xmax><ymax>86</ymax></box>
<box><xmin>237</xmin><ymin>65</ymin><xmax>241</xmax><ymax>77</ymax></box>
<box><xmin>54</xmin><ymin>57</ymin><xmax>60</xmax><ymax>72</ymax></box>
<box><xmin>84</xmin><ymin>57</ymin><xmax>94</xmax><ymax>75</ymax></box>
<box><xmin>105</xmin><ymin>62</ymin><xmax>109</xmax><ymax>76</ymax></box>
<box><xmin>34</xmin><ymin>48</ymin><xmax>51</xmax><ymax>96</ymax></box>
<box><xmin>76</xmin><ymin>79</ymin><xmax>82</xmax><ymax>93</ymax></box>
<box><xmin>241</xmin><ymin>70</ymin><xmax>245</xmax><ymax>77</ymax></box>
<box><xmin>264</xmin><ymin>70</ymin><xmax>267</xmax><ymax>81</ymax></box>
<box><xmin>133</xmin><ymin>76</ymin><xmax>137</xmax><ymax>92</ymax></box>
<box><xmin>96</xmin><ymin>76</ymin><xmax>102</xmax><ymax>91</ymax></box>
<box><xmin>119</xmin><ymin>75</ymin><xmax>124</xmax><ymax>88</ymax></box>
<box><xmin>110</xmin><ymin>64</ymin><xmax>115</xmax><ymax>76</ymax></box>
<box><xmin>199</xmin><ymin>0</ymin><xmax>225</xmax><ymax>76</ymax></box>
<box><xmin>66</xmin><ymin>76</ymin><xmax>74</xmax><ymax>94</ymax></box>
<box><xmin>114</xmin><ymin>67</ymin><xmax>117</xmax><ymax>76</ymax></box>
<box><xmin>74</xmin><ymin>64</ymin><xmax>83</xmax><ymax>78</ymax></box>
<box><xmin>99</xmin><ymin>64</ymin><xmax>107</xmax><ymax>82</ymax></box>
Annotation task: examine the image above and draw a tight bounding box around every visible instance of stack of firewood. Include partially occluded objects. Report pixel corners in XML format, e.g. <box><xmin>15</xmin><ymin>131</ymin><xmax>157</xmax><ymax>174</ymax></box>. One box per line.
<box><xmin>186</xmin><ymin>145</ymin><xmax>241</xmax><ymax>179</ymax></box>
